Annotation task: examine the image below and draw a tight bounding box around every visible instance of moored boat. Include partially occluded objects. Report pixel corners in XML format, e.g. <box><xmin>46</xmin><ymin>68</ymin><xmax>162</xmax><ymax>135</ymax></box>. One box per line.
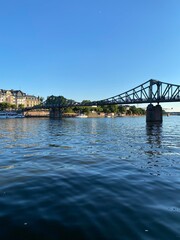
<box><xmin>0</xmin><ymin>111</ymin><xmax>24</xmax><ymax>119</ymax></box>
<box><xmin>76</xmin><ymin>114</ymin><xmax>88</xmax><ymax>118</ymax></box>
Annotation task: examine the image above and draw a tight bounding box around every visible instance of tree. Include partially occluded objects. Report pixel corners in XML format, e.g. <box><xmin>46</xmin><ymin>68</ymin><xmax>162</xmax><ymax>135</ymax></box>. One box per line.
<box><xmin>0</xmin><ymin>102</ymin><xmax>11</xmax><ymax>110</ymax></box>
<box><xmin>129</xmin><ymin>106</ymin><xmax>136</xmax><ymax>114</ymax></box>
<box><xmin>64</xmin><ymin>107</ymin><xmax>74</xmax><ymax>113</ymax></box>
<box><xmin>136</xmin><ymin>108</ymin><xmax>145</xmax><ymax>115</ymax></box>
<box><xmin>126</xmin><ymin>109</ymin><xmax>132</xmax><ymax>115</ymax></box>
<box><xmin>39</xmin><ymin>97</ymin><xmax>44</xmax><ymax>103</ymax></box>
<box><xmin>96</xmin><ymin>106</ymin><xmax>103</xmax><ymax>113</ymax></box>
<box><xmin>109</xmin><ymin>104</ymin><xmax>119</xmax><ymax>113</ymax></box>
<box><xmin>81</xmin><ymin>100</ymin><xmax>91</xmax><ymax>105</ymax></box>
<box><xmin>45</xmin><ymin>95</ymin><xmax>73</xmax><ymax>106</ymax></box>
<box><xmin>101</xmin><ymin>105</ymin><xmax>111</xmax><ymax>113</ymax></box>
<box><xmin>83</xmin><ymin>107</ymin><xmax>90</xmax><ymax>114</ymax></box>
<box><xmin>118</xmin><ymin>105</ymin><xmax>126</xmax><ymax>114</ymax></box>
<box><xmin>10</xmin><ymin>104</ymin><xmax>16</xmax><ymax>110</ymax></box>
<box><xmin>18</xmin><ymin>104</ymin><xmax>25</xmax><ymax>109</ymax></box>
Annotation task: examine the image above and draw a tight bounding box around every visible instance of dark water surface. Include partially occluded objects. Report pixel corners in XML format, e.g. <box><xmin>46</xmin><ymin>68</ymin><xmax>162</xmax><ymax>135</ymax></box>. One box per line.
<box><xmin>0</xmin><ymin>116</ymin><xmax>179</xmax><ymax>240</ymax></box>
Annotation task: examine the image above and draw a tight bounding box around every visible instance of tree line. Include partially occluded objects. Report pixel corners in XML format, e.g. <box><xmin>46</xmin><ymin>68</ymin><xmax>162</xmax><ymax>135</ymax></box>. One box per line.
<box><xmin>45</xmin><ymin>95</ymin><xmax>146</xmax><ymax>115</ymax></box>
<box><xmin>0</xmin><ymin>102</ymin><xmax>25</xmax><ymax>111</ymax></box>
<box><xmin>63</xmin><ymin>105</ymin><xmax>145</xmax><ymax>115</ymax></box>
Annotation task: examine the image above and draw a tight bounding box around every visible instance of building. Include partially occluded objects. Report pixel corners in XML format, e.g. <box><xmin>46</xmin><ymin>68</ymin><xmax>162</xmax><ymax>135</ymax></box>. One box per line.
<box><xmin>0</xmin><ymin>90</ymin><xmax>7</xmax><ymax>103</ymax></box>
<box><xmin>25</xmin><ymin>95</ymin><xmax>40</xmax><ymax>107</ymax></box>
<box><xmin>0</xmin><ymin>89</ymin><xmax>40</xmax><ymax>108</ymax></box>
<box><xmin>12</xmin><ymin>90</ymin><xmax>26</xmax><ymax>106</ymax></box>
<box><xmin>0</xmin><ymin>90</ymin><xmax>15</xmax><ymax>104</ymax></box>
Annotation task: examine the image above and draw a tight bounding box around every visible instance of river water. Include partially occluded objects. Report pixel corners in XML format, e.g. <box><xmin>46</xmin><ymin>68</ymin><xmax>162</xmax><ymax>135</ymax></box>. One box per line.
<box><xmin>0</xmin><ymin>116</ymin><xmax>179</xmax><ymax>240</ymax></box>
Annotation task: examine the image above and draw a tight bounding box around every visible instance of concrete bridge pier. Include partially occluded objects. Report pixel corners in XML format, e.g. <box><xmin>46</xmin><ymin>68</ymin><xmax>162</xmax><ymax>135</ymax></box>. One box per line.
<box><xmin>146</xmin><ymin>104</ymin><xmax>163</xmax><ymax>123</ymax></box>
<box><xmin>50</xmin><ymin>108</ymin><xmax>63</xmax><ymax>118</ymax></box>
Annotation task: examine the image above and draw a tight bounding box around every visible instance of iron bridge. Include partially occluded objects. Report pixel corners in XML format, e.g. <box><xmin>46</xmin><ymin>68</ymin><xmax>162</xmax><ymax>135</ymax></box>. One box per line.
<box><xmin>38</xmin><ymin>79</ymin><xmax>180</xmax><ymax>109</ymax></box>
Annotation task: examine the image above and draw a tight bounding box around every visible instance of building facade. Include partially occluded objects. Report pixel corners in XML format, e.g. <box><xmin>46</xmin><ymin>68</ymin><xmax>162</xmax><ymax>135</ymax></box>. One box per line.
<box><xmin>26</xmin><ymin>95</ymin><xmax>40</xmax><ymax>107</ymax></box>
<box><xmin>0</xmin><ymin>89</ymin><xmax>40</xmax><ymax>108</ymax></box>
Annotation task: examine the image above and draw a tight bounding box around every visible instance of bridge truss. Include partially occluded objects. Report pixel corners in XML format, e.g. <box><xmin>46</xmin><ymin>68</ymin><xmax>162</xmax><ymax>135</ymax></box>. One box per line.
<box><xmin>94</xmin><ymin>79</ymin><xmax>180</xmax><ymax>106</ymax></box>
<box><xmin>42</xmin><ymin>79</ymin><xmax>180</xmax><ymax>108</ymax></box>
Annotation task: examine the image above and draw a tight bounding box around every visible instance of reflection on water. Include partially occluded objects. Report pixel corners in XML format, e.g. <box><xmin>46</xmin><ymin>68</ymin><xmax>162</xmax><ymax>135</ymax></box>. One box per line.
<box><xmin>0</xmin><ymin>117</ymin><xmax>179</xmax><ymax>240</ymax></box>
<box><xmin>146</xmin><ymin>122</ymin><xmax>162</xmax><ymax>156</ymax></box>
<box><xmin>146</xmin><ymin>122</ymin><xmax>162</xmax><ymax>145</ymax></box>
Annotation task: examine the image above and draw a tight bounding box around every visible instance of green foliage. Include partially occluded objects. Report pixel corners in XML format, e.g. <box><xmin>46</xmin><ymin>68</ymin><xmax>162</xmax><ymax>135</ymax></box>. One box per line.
<box><xmin>82</xmin><ymin>107</ymin><xmax>90</xmax><ymax>114</ymax></box>
<box><xmin>129</xmin><ymin>105</ymin><xmax>145</xmax><ymax>115</ymax></box>
<box><xmin>39</xmin><ymin>97</ymin><xmax>44</xmax><ymax>103</ymax></box>
<box><xmin>46</xmin><ymin>95</ymin><xmax>67</xmax><ymax>105</ymax></box>
<box><xmin>64</xmin><ymin>107</ymin><xmax>74</xmax><ymax>113</ymax></box>
<box><xmin>81</xmin><ymin>100</ymin><xmax>91</xmax><ymax>105</ymax></box>
<box><xmin>0</xmin><ymin>102</ymin><xmax>17</xmax><ymax>110</ymax></box>
<box><xmin>109</xmin><ymin>105</ymin><xmax>119</xmax><ymax>113</ymax></box>
<box><xmin>136</xmin><ymin>108</ymin><xmax>146</xmax><ymax>115</ymax></box>
<box><xmin>96</xmin><ymin>106</ymin><xmax>103</xmax><ymax>112</ymax></box>
<box><xmin>126</xmin><ymin>109</ymin><xmax>132</xmax><ymax>115</ymax></box>
<box><xmin>46</xmin><ymin>95</ymin><xmax>75</xmax><ymax>106</ymax></box>
<box><xmin>10</xmin><ymin>104</ymin><xmax>16</xmax><ymax>109</ymax></box>
<box><xmin>18</xmin><ymin>104</ymin><xmax>25</xmax><ymax>109</ymax></box>
<box><xmin>0</xmin><ymin>102</ymin><xmax>11</xmax><ymax>110</ymax></box>
<box><xmin>44</xmin><ymin>96</ymin><xmax>145</xmax><ymax>116</ymax></box>
<box><xmin>129</xmin><ymin>106</ymin><xmax>136</xmax><ymax>114</ymax></box>
<box><xmin>101</xmin><ymin>105</ymin><xmax>111</xmax><ymax>113</ymax></box>
<box><xmin>118</xmin><ymin>105</ymin><xmax>126</xmax><ymax>113</ymax></box>
<box><xmin>100</xmin><ymin>104</ymin><xmax>119</xmax><ymax>114</ymax></box>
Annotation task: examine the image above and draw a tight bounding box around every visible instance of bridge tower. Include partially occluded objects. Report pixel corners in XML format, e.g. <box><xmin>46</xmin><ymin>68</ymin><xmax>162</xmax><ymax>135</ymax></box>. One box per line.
<box><xmin>50</xmin><ymin>108</ymin><xmax>63</xmax><ymax>118</ymax></box>
<box><xmin>146</xmin><ymin>80</ymin><xmax>162</xmax><ymax>122</ymax></box>
<box><xmin>146</xmin><ymin>104</ymin><xmax>163</xmax><ymax>122</ymax></box>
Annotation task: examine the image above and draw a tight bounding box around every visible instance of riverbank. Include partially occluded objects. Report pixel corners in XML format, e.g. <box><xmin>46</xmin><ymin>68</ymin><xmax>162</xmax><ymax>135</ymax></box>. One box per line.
<box><xmin>24</xmin><ymin>109</ymin><xmax>49</xmax><ymax>117</ymax></box>
<box><xmin>23</xmin><ymin>110</ymin><xmax>145</xmax><ymax>118</ymax></box>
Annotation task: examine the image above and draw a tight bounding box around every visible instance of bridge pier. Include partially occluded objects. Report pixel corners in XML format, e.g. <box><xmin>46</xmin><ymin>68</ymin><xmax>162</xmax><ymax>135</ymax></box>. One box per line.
<box><xmin>146</xmin><ymin>104</ymin><xmax>162</xmax><ymax>123</ymax></box>
<box><xmin>50</xmin><ymin>108</ymin><xmax>63</xmax><ymax>118</ymax></box>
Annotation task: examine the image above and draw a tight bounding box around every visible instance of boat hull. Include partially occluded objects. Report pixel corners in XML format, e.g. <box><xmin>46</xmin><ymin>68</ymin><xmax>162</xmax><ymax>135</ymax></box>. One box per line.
<box><xmin>0</xmin><ymin>112</ymin><xmax>24</xmax><ymax>119</ymax></box>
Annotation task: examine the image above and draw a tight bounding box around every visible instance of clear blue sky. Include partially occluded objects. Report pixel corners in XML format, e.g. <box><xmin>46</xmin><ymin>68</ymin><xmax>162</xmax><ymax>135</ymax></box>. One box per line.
<box><xmin>0</xmin><ymin>0</ymin><xmax>180</xmax><ymax>109</ymax></box>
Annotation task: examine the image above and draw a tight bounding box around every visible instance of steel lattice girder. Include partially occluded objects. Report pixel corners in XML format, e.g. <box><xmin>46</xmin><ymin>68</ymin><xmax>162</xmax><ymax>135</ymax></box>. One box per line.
<box><xmin>43</xmin><ymin>79</ymin><xmax>180</xmax><ymax>108</ymax></box>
